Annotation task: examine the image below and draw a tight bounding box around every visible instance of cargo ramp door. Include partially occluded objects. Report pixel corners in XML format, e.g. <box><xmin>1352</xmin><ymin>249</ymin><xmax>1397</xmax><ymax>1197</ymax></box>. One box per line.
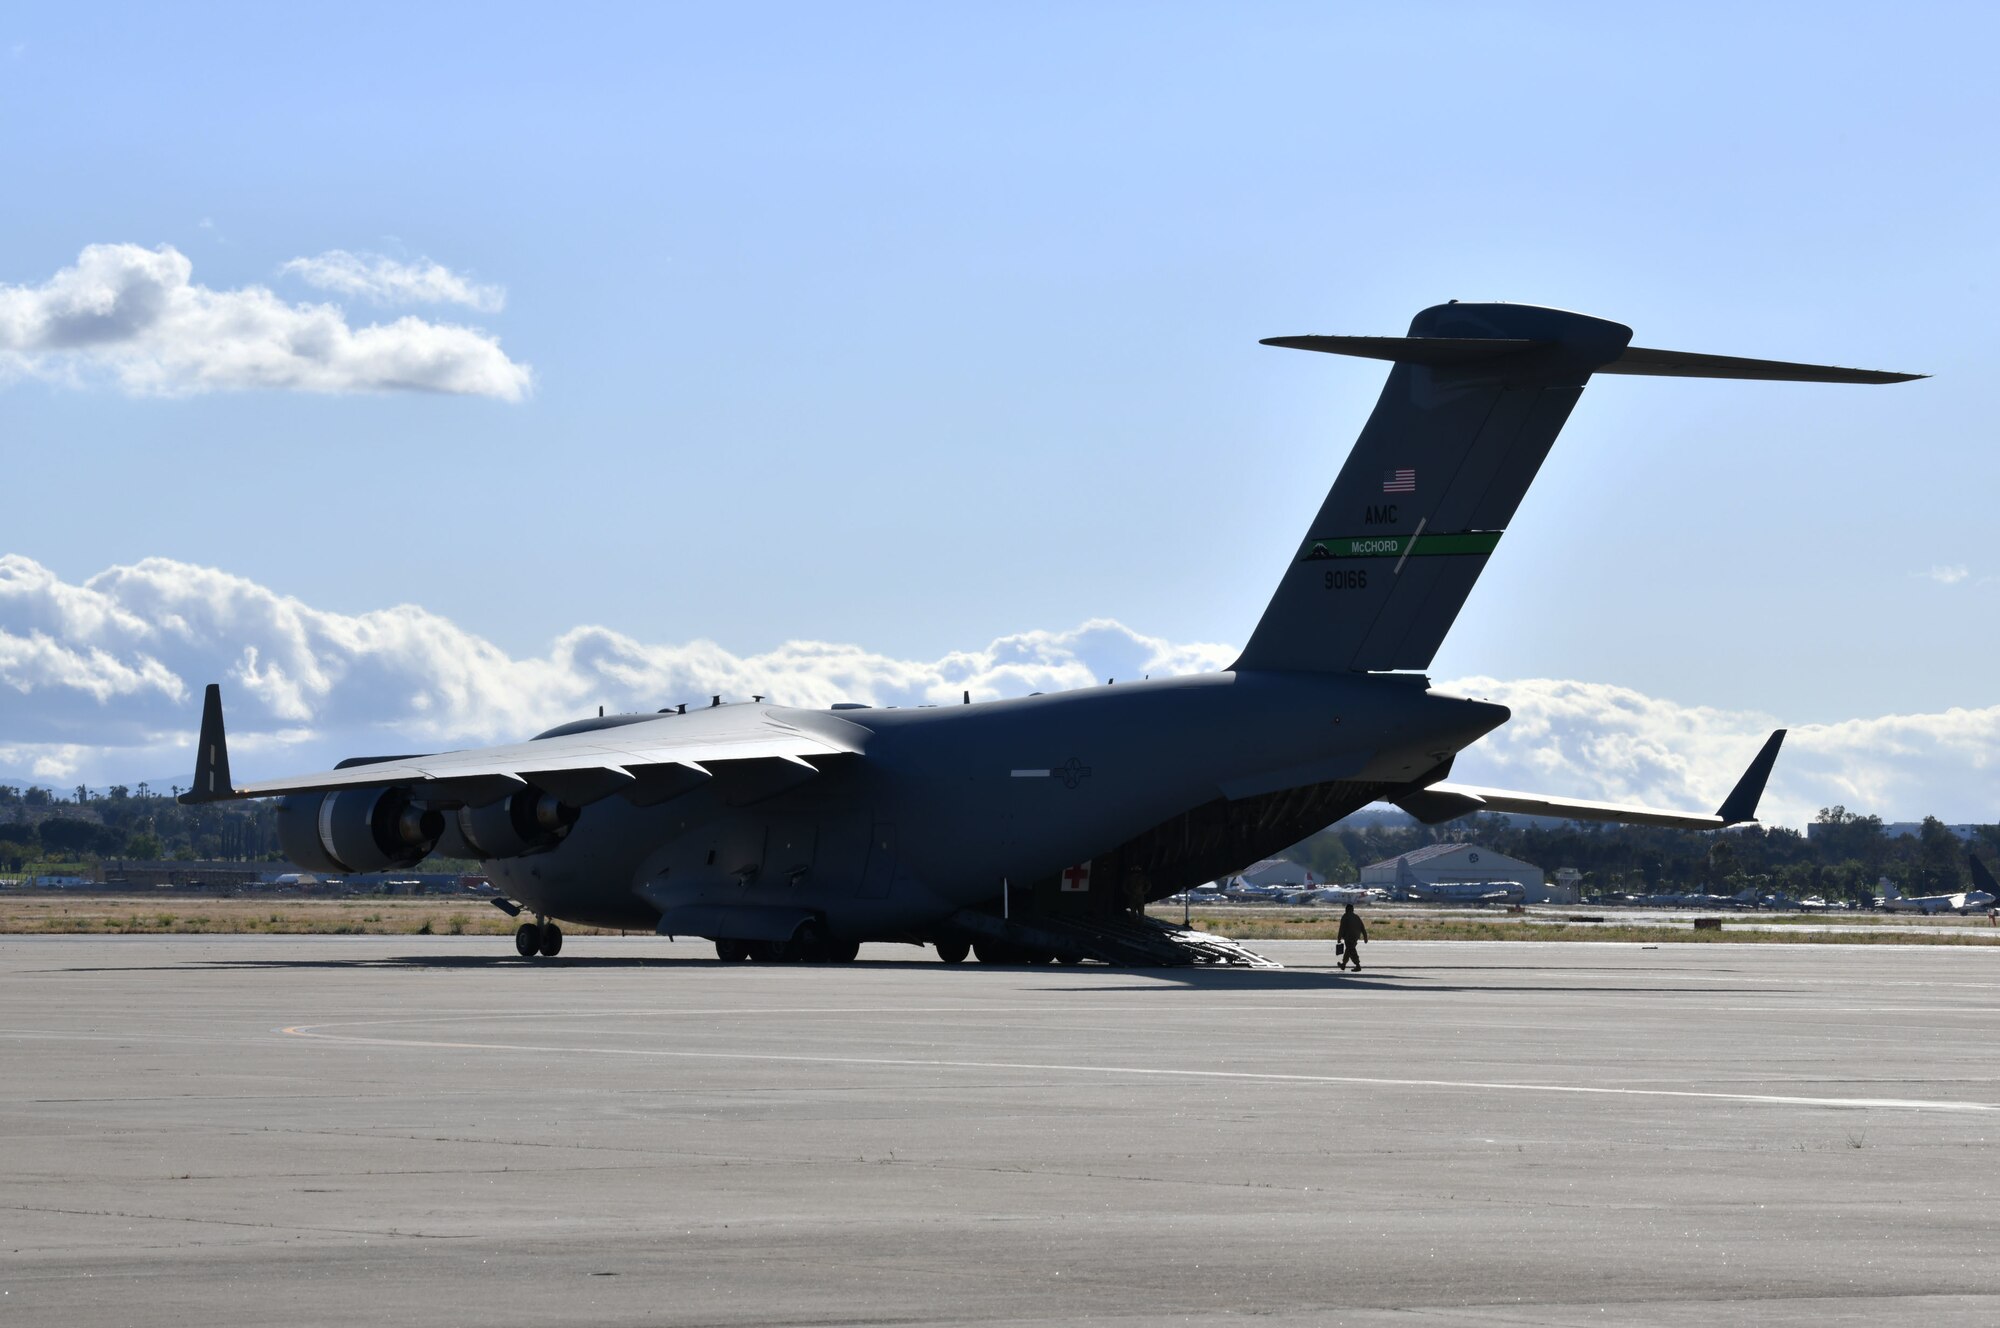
<box><xmin>946</xmin><ymin>907</ymin><xmax>1279</xmax><ymax>968</ymax></box>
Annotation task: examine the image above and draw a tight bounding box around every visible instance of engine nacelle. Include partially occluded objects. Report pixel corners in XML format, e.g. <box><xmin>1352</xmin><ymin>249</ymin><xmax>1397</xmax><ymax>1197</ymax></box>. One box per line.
<box><xmin>277</xmin><ymin>786</ymin><xmax>445</xmax><ymax>874</ymax></box>
<box><xmin>436</xmin><ymin>789</ymin><xmax>579</xmax><ymax>861</ymax></box>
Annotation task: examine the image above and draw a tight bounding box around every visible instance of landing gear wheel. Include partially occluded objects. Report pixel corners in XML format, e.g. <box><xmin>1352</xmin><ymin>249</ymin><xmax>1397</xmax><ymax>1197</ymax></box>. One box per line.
<box><xmin>791</xmin><ymin>920</ymin><xmax>829</xmax><ymax>963</ymax></box>
<box><xmin>821</xmin><ymin>940</ymin><xmax>861</xmax><ymax>963</ymax></box>
<box><xmin>973</xmin><ymin>940</ymin><xmax>1016</xmax><ymax>965</ymax></box>
<box><xmin>1057</xmin><ymin>954</ymin><xmax>1082</xmax><ymax>965</ymax></box>
<box><xmin>934</xmin><ymin>939</ymin><xmax>970</xmax><ymax>964</ymax></box>
<box><xmin>715</xmin><ymin>938</ymin><xmax>751</xmax><ymax>962</ymax></box>
<box><xmin>538</xmin><ymin>923</ymin><xmax>563</xmax><ymax>957</ymax></box>
<box><xmin>514</xmin><ymin>923</ymin><xmax>542</xmax><ymax>958</ymax></box>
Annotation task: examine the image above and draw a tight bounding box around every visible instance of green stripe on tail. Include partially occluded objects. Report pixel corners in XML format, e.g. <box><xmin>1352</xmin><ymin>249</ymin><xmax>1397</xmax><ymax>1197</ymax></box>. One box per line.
<box><xmin>1301</xmin><ymin>531</ymin><xmax>1503</xmax><ymax>562</ymax></box>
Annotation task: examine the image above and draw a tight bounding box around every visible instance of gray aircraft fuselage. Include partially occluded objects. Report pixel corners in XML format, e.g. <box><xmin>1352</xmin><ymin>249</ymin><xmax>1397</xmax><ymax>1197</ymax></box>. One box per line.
<box><xmin>487</xmin><ymin>670</ymin><xmax>1505</xmax><ymax>935</ymax></box>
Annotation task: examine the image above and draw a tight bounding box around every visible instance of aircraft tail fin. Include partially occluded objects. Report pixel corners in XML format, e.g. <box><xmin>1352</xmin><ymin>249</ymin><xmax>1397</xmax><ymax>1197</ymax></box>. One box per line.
<box><xmin>1880</xmin><ymin>877</ymin><xmax>1902</xmax><ymax>901</ymax></box>
<box><xmin>1234</xmin><ymin>304</ymin><xmax>1921</xmax><ymax>674</ymax></box>
<box><xmin>1969</xmin><ymin>853</ymin><xmax>1998</xmax><ymax>897</ymax></box>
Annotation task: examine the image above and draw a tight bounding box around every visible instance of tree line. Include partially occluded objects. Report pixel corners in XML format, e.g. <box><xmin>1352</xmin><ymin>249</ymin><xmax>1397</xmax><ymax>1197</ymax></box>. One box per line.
<box><xmin>1284</xmin><ymin>806</ymin><xmax>2000</xmax><ymax>902</ymax></box>
<box><xmin>1</xmin><ymin>784</ymin><xmax>1993</xmax><ymax>899</ymax></box>
<box><xmin>0</xmin><ymin>786</ymin><xmax>280</xmax><ymax>869</ymax></box>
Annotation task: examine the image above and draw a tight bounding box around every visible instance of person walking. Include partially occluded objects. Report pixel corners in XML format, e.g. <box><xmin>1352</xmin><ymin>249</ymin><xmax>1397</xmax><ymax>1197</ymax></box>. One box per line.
<box><xmin>1336</xmin><ymin>902</ymin><xmax>1368</xmax><ymax>971</ymax></box>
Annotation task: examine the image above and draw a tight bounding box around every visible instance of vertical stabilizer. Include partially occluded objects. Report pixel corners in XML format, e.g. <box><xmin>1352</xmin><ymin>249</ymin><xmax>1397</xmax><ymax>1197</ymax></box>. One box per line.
<box><xmin>1235</xmin><ymin>303</ymin><xmax>1631</xmax><ymax>674</ymax></box>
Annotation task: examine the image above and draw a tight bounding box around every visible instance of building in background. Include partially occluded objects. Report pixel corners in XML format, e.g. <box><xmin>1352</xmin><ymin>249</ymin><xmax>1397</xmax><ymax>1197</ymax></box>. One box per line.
<box><xmin>1360</xmin><ymin>844</ymin><xmax>1576</xmax><ymax>904</ymax></box>
<box><xmin>1236</xmin><ymin>858</ymin><xmax>1317</xmax><ymax>887</ymax></box>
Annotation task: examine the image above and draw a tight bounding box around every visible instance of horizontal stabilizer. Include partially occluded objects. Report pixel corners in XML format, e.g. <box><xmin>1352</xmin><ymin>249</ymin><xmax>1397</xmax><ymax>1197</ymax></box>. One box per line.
<box><xmin>1262</xmin><ymin>334</ymin><xmax>1923</xmax><ymax>384</ymax></box>
<box><xmin>1259</xmin><ymin>335</ymin><xmax>1548</xmax><ymax>366</ymax></box>
<box><xmin>1599</xmin><ymin>347</ymin><xmax>1924</xmax><ymax>385</ymax></box>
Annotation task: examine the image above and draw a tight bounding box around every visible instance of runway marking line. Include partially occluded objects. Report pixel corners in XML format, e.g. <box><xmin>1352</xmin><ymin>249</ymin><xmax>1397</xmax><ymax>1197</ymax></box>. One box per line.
<box><xmin>279</xmin><ymin>1023</ymin><xmax>2000</xmax><ymax>1115</ymax></box>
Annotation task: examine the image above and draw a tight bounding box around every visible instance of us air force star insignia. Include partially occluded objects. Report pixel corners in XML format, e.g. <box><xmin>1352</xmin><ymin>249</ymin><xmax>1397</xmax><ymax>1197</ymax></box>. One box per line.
<box><xmin>1055</xmin><ymin>757</ymin><xmax>1092</xmax><ymax>789</ymax></box>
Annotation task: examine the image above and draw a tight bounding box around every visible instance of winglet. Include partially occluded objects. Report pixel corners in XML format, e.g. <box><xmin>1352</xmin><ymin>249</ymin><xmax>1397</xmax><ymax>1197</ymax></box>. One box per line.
<box><xmin>180</xmin><ymin>683</ymin><xmax>234</xmax><ymax>805</ymax></box>
<box><xmin>1714</xmin><ymin>729</ymin><xmax>1786</xmax><ymax>825</ymax></box>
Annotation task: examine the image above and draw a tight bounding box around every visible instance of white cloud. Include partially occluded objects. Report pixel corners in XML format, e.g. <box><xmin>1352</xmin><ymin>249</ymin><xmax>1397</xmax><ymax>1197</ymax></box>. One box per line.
<box><xmin>280</xmin><ymin>250</ymin><xmax>505</xmax><ymax>312</ymax></box>
<box><xmin>0</xmin><ymin>555</ymin><xmax>1236</xmax><ymax>788</ymax></box>
<box><xmin>0</xmin><ymin>243</ymin><xmax>530</xmax><ymax>400</ymax></box>
<box><xmin>0</xmin><ymin>554</ymin><xmax>1990</xmax><ymax>827</ymax></box>
<box><xmin>1921</xmin><ymin>564</ymin><xmax>1970</xmax><ymax>585</ymax></box>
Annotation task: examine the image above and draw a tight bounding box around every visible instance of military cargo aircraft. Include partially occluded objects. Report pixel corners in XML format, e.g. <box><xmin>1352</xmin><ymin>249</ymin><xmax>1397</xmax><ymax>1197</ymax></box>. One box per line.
<box><xmin>179</xmin><ymin>302</ymin><xmax>1918</xmax><ymax>965</ymax></box>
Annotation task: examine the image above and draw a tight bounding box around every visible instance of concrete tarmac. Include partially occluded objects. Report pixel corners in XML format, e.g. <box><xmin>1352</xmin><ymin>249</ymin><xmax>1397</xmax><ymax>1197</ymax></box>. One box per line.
<box><xmin>4</xmin><ymin>935</ymin><xmax>1999</xmax><ymax>1326</ymax></box>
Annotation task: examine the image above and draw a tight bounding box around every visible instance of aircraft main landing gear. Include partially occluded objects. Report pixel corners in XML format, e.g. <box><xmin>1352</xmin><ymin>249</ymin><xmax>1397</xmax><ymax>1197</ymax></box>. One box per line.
<box><xmin>515</xmin><ymin>919</ymin><xmax>563</xmax><ymax>958</ymax></box>
<box><xmin>714</xmin><ymin>929</ymin><xmax>859</xmax><ymax>963</ymax></box>
<box><xmin>934</xmin><ymin>939</ymin><xmax>970</xmax><ymax>964</ymax></box>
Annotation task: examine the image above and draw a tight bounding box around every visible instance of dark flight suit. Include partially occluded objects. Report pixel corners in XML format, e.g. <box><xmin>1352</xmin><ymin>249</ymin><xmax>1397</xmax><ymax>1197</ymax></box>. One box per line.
<box><xmin>1337</xmin><ymin>906</ymin><xmax>1368</xmax><ymax>971</ymax></box>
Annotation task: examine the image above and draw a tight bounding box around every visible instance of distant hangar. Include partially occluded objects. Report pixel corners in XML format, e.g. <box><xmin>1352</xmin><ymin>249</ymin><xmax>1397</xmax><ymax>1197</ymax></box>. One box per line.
<box><xmin>1361</xmin><ymin>843</ymin><xmax>1578</xmax><ymax>904</ymax></box>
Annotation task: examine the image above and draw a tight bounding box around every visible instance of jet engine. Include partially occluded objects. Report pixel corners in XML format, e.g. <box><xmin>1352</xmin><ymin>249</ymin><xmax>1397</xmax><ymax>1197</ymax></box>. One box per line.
<box><xmin>436</xmin><ymin>789</ymin><xmax>579</xmax><ymax>861</ymax></box>
<box><xmin>277</xmin><ymin>787</ymin><xmax>445</xmax><ymax>874</ymax></box>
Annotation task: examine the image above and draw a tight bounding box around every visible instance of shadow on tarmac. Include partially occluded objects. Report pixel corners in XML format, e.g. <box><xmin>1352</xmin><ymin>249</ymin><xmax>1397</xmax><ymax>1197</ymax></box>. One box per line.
<box><xmin>34</xmin><ymin>953</ymin><xmax>1779</xmax><ymax>994</ymax></box>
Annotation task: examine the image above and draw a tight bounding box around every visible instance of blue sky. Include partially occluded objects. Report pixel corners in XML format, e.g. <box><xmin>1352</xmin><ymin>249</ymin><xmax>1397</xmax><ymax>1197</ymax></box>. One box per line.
<box><xmin>1</xmin><ymin>3</ymin><xmax>1995</xmax><ymax>821</ymax></box>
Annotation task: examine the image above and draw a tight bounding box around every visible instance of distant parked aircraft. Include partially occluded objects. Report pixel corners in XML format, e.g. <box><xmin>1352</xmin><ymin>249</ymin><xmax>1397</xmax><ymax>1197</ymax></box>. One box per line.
<box><xmin>1876</xmin><ymin>869</ymin><xmax>1998</xmax><ymax>915</ymax></box>
<box><xmin>1638</xmin><ymin>887</ymin><xmax>1763</xmax><ymax>910</ymax></box>
<box><xmin>1406</xmin><ymin>879</ymin><xmax>1526</xmax><ymax>905</ymax></box>
<box><xmin>1299</xmin><ymin>885</ymin><xmax>1390</xmax><ymax>905</ymax></box>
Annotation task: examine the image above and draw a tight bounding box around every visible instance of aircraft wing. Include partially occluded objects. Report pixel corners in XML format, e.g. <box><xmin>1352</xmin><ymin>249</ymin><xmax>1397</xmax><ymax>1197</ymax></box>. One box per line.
<box><xmin>178</xmin><ymin>684</ymin><xmax>868</xmax><ymax>808</ymax></box>
<box><xmin>1405</xmin><ymin>785</ymin><xmax>1735</xmax><ymax>831</ymax></box>
<box><xmin>1394</xmin><ymin>730</ymin><xmax>1787</xmax><ymax>831</ymax></box>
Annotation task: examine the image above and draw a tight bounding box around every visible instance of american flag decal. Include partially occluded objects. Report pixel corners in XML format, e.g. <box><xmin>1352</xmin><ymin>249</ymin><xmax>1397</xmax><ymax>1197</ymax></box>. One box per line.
<box><xmin>1382</xmin><ymin>468</ymin><xmax>1416</xmax><ymax>493</ymax></box>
